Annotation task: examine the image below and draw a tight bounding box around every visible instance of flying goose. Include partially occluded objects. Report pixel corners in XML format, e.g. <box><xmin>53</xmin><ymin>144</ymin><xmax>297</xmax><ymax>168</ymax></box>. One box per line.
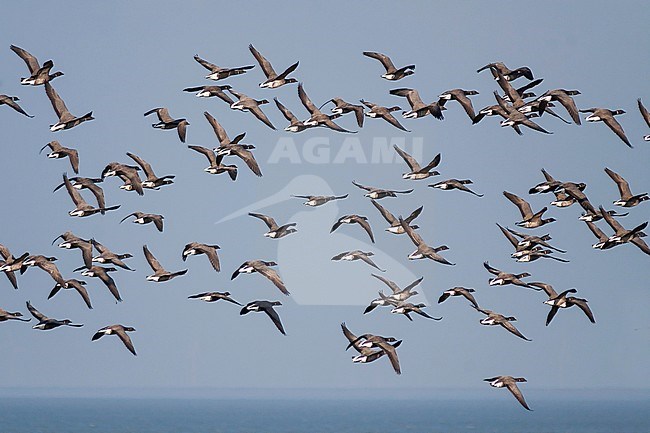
<box><xmin>438</xmin><ymin>286</ymin><xmax>479</xmax><ymax>309</ymax></box>
<box><xmin>48</xmin><ymin>279</ymin><xmax>93</xmax><ymax>310</ymax></box>
<box><xmin>193</xmin><ymin>54</ymin><xmax>254</xmax><ymax>80</ymax></box>
<box><xmin>483</xmin><ymin>261</ymin><xmax>536</xmax><ymax>289</ymax></box>
<box><xmin>372</xmin><ymin>273</ymin><xmax>422</xmax><ymax>303</ymax></box>
<box><xmin>143</xmin><ymin>245</ymin><xmax>187</xmax><ymax>282</ymax></box>
<box><xmin>473</xmin><ymin>306</ymin><xmax>531</xmax><ymax>341</ymax></box>
<box><xmin>292</xmin><ymin>194</ymin><xmax>348</xmax><ymax>207</ymax></box>
<box><xmin>45</xmin><ymin>83</ymin><xmax>94</xmax><ymax>131</ymax></box>
<box><xmin>232</xmin><ymin>260</ymin><xmax>288</xmax><ymax>296</ymax></box>
<box><xmin>0</xmin><ymin>94</ymin><xmax>33</xmax><ymax>117</ymax></box>
<box><xmin>585</xmin><ymin>221</ymin><xmax>620</xmax><ymax>250</ymax></box>
<box><xmin>580</xmin><ymin>107</ymin><xmax>631</xmax><ymax>147</ymax></box>
<box><xmin>341</xmin><ymin>322</ymin><xmax>401</xmax><ymax>367</ymax></box>
<box><xmin>144</xmin><ymin>107</ymin><xmax>189</xmax><ymax>143</ymax></box>
<box><xmin>52</xmin><ymin>231</ymin><xmax>93</xmax><ymax>269</ymax></box>
<box><xmin>493</xmin><ymin>91</ymin><xmax>552</xmax><ymax>135</ymax></box>
<box><xmin>599</xmin><ymin>206</ymin><xmax>650</xmax><ymax>255</ymax></box>
<box><xmin>499</xmin><ymin>225</ymin><xmax>566</xmax><ymax>254</ymax></box>
<box><xmin>188</xmin><ymin>145</ymin><xmax>237</xmax><ymax>180</ymax></box>
<box><xmin>214</xmin><ymin>143</ymin><xmax>262</xmax><ymax>177</ymax></box>
<box><xmin>331</xmin><ymin>250</ymin><xmax>385</xmax><ymax>272</ymax></box>
<box><xmin>489</xmin><ymin>93</ymin><xmax>569</xmax><ymax>127</ymax></box>
<box><xmin>484</xmin><ymin>376</ymin><xmax>531</xmax><ymax>411</ymax></box>
<box><xmin>437</xmin><ymin>89</ymin><xmax>479</xmax><ymax>121</ymax></box>
<box><xmin>331</xmin><ymin>215</ymin><xmax>375</xmax><ymax>243</ymax></box>
<box><xmin>371</xmin><ymin>199</ymin><xmax>421</xmax><ymax>234</ymax></box>
<box><xmin>249</xmin><ymin>44</ymin><xmax>299</xmax><ymax>88</ymax></box>
<box><xmin>240</xmin><ymin>300</ymin><xmax>285</xmax><ymax>335</ymax></box>
<box><xmin>274</xmin><ymin>98</ymin><xmax>314</xmax><ymax>132</ymax></box>
<box><xmin>0</xmin><ymin>307</ymin><xmax>30</xmax><ymax>323</ymax></box>
<box><xmin>188</xmin><ymin>291</ymin><xmax>242</xmax><ymax>306</ymax></box>
<box><xmin>472</xmin><ymin>103</ymin><xmax>518</xmax><ymax>127</ymax></box>
<box><xmin>528</xmin><ymin>168</ymin><xmax>562</xmax><ymax>194</ymax></box>
<box><xmin>183</xmin><ymin>84</ymin><xmax>234</xmax><ymax>104</ymax></box>
<box><xmin>537</xmin><ymin>89</ymin><xmax>582</xmax><ymax>125</ymax></box>
<box><xmin>126</xmin><ymin>152</ymin><xmax>175</xmax><ymax>190</ymax></box>
<box><xmin>393</xmin><ymin>145</ymin><xmax>441</xmax><ymax>180</ymax></box>
<box><xmin>26</xmin><ymin>301</ymin><xmax>83</xmax><ymax>331</ymax></box>
<box><xmin>584</xmin><ymin>221</ymin><xmax>618</xmax><ymax>250</ymax></box>
<box><xmin>638</xmin><ymin>99</ymin><xmax>650</xmax><ymax>141</ymax></box>
<box><xmin>114</xmin><ymin>172</ymin><xmax>145</xmax><ymax>194</ymax></box>
<box><xmin>503</xmin><ymin>191</ymin><xmax>555</xmax><ymax>228</ymax></box>
<box><xmin>429</xmin><ymin>179</ymin><xmax>483</xmax><ymax>197</ymax></box>
<box><xmin>363</xmin><ymin>51</ymin><xmax>415</xmax><ymax>80</ymax></box>
<box><xmin>227</xmin><ymin>89</ymin><xmax>276</xmax><ymax>129</ymax></box>
<box><xmin>497</xmin><ymin>223</ymin><xmax>538</xmax><ymax>257</ymax></box>
<box><xmin>352</xmin><ymin>180</ymin><xmax>413</xmax><ymax>199</ymax></box>
<box><xmin>91</xmin><ymin>239</ymin><xmax>134</xmax><ymax>271</ymax></box>
<box><xmin>344</xmin><ymin>332</ymin><xmax>399</xmax><ymax>352</ymax></box>
<box><xmin>390</xmin><ymin>88</ymin><xmax>445</xmax><ymax>120</ymax></box>
<box><xmin>181</xmin><ymin>243</ymin><xmax>221</xmax><ymax>272</ymax></box>
<box><xmin>62</xmin><ymin>174</ymin><xmax>120</xmax><ymax>217</ymax></box>
<box><xmin>74</xmin><ymin>265</ymin><xmax>122</xmax><ymax>302</ymax></box>
<box><xmin>204</xmin><ymin>110</ymin><xmax>244</xmax><ymax>147</ymax></box>
<box><xmin>477</xmin><ymin>62</ymin><xmax>534</xmax><ymax>81</ymax></box>
<box><xmin>203</xmin><ymin>112</ymin><xmax>263</xmax><ymax>177</ymax></box>
<box><xmin>249</xmin><ymin>212</ymin><xmax>297</xmax><ymax>239</ymax></box>
<box><xmin>604</xmin><ymin>167</ymin><xmax>648</xmax><ymax>208</ymax></box>
<box><xmin>40</xmin><ymin>141</ymin><xmax>79</xmax><ymax>174</ymax></box>
<box><xmin>10</xmin><ymin>44</ymin><xmax>63</xmax><ymax>85</ymax></box>
<box><xmin>559</xmin><ymin>182</ymin><xmax>596</xmax><ymax>215</ymax></box>
<box><xmin>514</xmin><ymin>95</ymin><xmax>573</xmax><ymax>124</ymax></box>
<box><xmin>514</xmin><ymin>248</ymin><xmax>570</xmax><ymax>263</ymax></box>
<box><xmin>489</xmin><ymin>73</ymin><xmax>548</xmax><ymax>127</ymax></box>
<box><xmin>298</xmin><ymin>83</ymin><xmax>355</xmax><ymax>133</ymax></box>
<box><xmin>321</xmin><ymin>97</ymin><xmax>365</xmax><ymax>127</ymax></box>
<box><xmin>489</xmin><ymin>68</ymin><xmax>544</xmax><ymax>115</ymax></box>
<box><xmin>363</xmin><ymin>294</ymin><xmax>395</xmax><ymax>315</ymax></box>
<box><xmin>345</xmin><ymin>333</ymin><xmax>402</xmax><ymax>375</ymax></box>
<box><xmin>529</xmin><ymin>282</ymin><xmax>595</xmax><ymax>326</ymax></box>
<box><xmin>101</xmin><ymin>162</ymin><xmax>144</xmax><ymax>195</ymax></box>
<box><xmin>21</xmin><ymin>255</ymin><xmax>65</xmax><ymax>287</ymax></box>
<box><xmin>579</xmin><ymin>201</ymin><xmax>629</xmax><ymax>223</ymax></box>
<box><xmin>497</xmin><ymin>224</ymin><xmax>566</xmax><ymax>262</ymax></box>
<box><xmin>92</xmin><ymin>324</ymin><xmax>137</xmax><ymax>356</ymax></box>
<box><xmin>120</xmin><ymin>212</ymin><xmax>164</xmax><ymax>232</ymax></box>
<box><xmin>387</xmin><ymin>297</ymin><xmax>442</xmax><ymax>321</ymax></box>
<box><xmin>550</xmin><ymin>190</ymin><xmax>577</xmax><ymax>208</ymax></box>
<box><xmin>0</xmin><ymin>244</ymin><xmax>29</xmax><ymax>290</ymax></box>
<box><xmin>360</xmin><ymin>99</ymin><xmax>409</xmax><ymax>131</ymax></box>
<box><xmin>400</xmin><ymin>217</ymin><xmax>454</xmax><ymax>265</ymax></box>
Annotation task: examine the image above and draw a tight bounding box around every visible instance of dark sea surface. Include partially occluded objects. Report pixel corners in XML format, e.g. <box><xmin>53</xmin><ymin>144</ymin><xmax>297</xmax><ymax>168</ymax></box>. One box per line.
<box><xmin>0</xmin><ymin>396</ymin><xmax>648</xmax><ymax>433</ymax></box>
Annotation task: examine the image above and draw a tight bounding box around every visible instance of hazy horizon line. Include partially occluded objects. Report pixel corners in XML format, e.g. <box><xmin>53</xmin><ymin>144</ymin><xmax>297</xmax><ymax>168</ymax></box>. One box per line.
<box><xmin>2</xmin><ymin>386</ymin><xmax>648</xmax><ymax>401</ymax></box>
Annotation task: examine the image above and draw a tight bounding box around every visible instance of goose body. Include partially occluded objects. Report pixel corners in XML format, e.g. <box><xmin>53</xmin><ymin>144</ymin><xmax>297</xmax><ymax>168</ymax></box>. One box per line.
<box><xmin>0</xmin><ymin>94</ymin><xmax>33</xmax><ymax>117</ymax></box>
<box><xmin>363</xmin><ymin>51</ymin><xmax>415</xmax><ymax>81</ymax></box>
<box><xmin>92</xmin><ymin>324</ymin><xmax>137</xmax><ymax>356</ymax></box>
<box><xmin>143</xmin><ymin>245</ymin><xmax>187</xmax><ymax>282</ymax></box>
<box><xmin>26</xmin><ymin>301</ymin><xmax>83</xmax><ymax>330</ymax></box>
<box><xmin>45</xmin><ymin>83</ymin><xmax>94</xmax><ymax>131</ymax></box>
<box><xmin>240</xmin><ymin>300</ymin><xmax>286</xmax><ymax>335</ymax></box>
<box><xmin>193</xmin><ymin>54</ymin><xmax>254</xmax><ymax>81</ymax></box>
<box><xmin>10</xmin><ymin>45</ymin><xmax>64</xmax><ymax>86</ymax></box>
<box><xmin>484</xmin><ymin>376</ymin><xmax>531</xmax><ymax>410</ymax></box>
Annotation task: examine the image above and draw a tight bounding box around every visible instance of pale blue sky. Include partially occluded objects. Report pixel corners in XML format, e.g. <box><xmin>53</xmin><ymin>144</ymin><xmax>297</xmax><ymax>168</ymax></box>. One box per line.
<box><xmin>1</xmin><ymin>1</ymin><xmax>649</xmax><ymax>398</ymax></box>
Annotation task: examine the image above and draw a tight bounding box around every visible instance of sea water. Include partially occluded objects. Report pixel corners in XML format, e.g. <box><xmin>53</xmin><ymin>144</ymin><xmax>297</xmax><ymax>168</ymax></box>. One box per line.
<box><xmin>0</xmin><ymin>397</ymin><xmax>647</xmax><ymax>433</ymax></box>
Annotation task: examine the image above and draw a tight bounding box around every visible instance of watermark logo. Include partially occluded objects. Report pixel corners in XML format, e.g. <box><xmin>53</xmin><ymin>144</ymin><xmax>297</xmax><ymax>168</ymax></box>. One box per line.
<box><xmin>268</xmin><ymin>136</ymin><xmax>424</xmax><ymax>165</ymax></box>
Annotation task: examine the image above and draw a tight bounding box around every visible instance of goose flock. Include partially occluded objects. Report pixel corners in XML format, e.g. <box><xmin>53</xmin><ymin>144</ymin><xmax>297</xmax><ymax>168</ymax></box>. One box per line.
<box><xmin>1</xmin><ymin>42</ymin><xmax>648</xmax><ymax>412</ymax></box>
